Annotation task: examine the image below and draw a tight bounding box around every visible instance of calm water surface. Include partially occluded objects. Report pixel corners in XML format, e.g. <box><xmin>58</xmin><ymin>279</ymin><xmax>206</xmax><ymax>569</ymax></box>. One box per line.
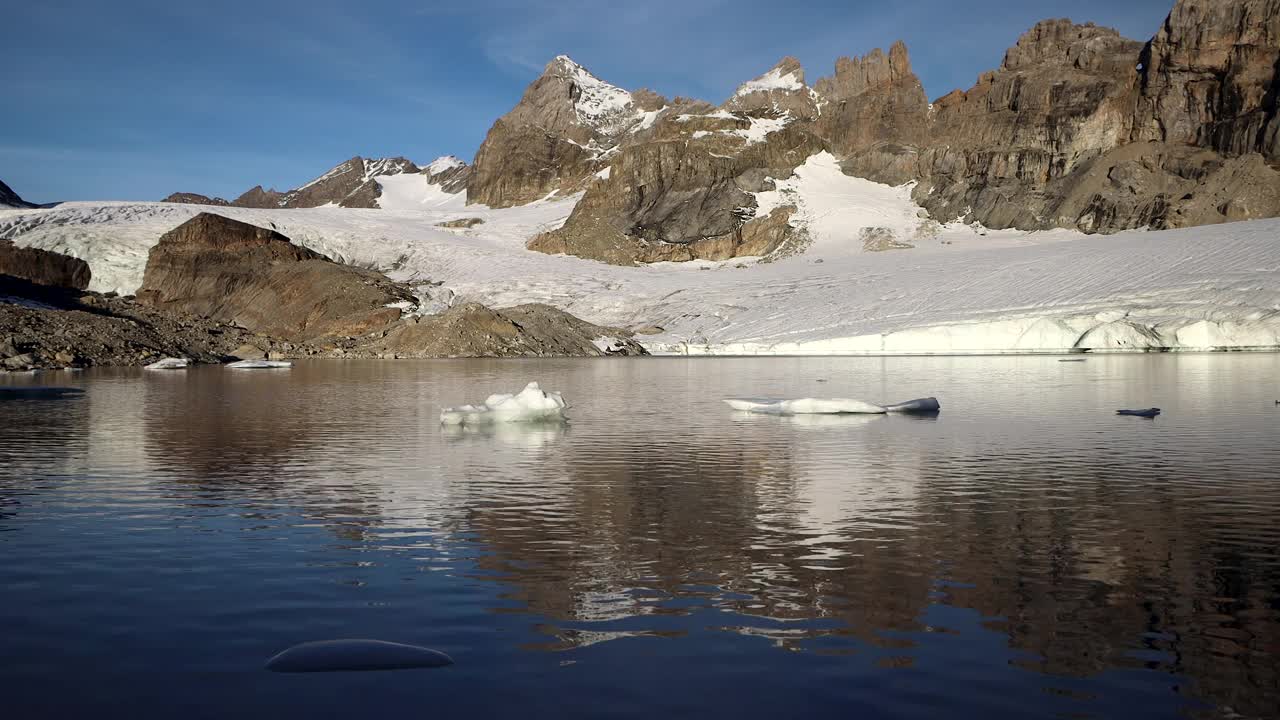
<box><xmin>1</xmin><ymin>356</ymin><xmax>1278</xmax><ymax>719</ymax></box>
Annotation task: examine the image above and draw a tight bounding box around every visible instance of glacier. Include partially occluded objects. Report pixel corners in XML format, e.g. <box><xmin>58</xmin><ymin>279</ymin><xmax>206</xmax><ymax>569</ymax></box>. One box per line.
<box><xmin>3</xmin><ymin>154</ymin><xmax>1279</xmax><ymax>356</ymax></box>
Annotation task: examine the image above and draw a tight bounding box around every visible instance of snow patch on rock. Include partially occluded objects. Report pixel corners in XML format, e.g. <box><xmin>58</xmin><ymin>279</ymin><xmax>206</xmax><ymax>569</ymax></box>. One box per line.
<box><xmin>734</xmin><ymin>67</ymin><xmax>804</xmax><ymax>96</ymax></box>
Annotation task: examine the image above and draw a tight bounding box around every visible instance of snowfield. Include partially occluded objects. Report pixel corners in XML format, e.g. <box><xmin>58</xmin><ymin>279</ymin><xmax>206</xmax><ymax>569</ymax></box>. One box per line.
<box><xmin>2</xmin><ymin>158</ymin><xmax>1278</xmax><ymax>356</ymax></box>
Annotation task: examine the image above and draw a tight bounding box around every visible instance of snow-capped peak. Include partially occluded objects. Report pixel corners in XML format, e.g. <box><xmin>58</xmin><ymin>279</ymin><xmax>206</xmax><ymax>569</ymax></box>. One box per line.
<box><xmin>361</xmin><ymin>157</ymin><xmax>416</xmax><ymax>183</ymax></box>
<box><xmin>735</xmin><ymin>65</ymin><xmax>805</xmax><ymax>97</ymax></box>
<box><xmin>548</xmin><ymin>54</ymin><xmax>634</xmax><ymax>124</ymax></box>
<box><xmin>426</xmin><ymin>156</ymin><xmax>466</xmax><ymax>175</ymax></box>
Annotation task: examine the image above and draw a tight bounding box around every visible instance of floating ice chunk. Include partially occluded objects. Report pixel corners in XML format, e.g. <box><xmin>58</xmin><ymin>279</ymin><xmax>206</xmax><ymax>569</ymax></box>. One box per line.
<box><xmin>265</xmin><ymin>639</ymin><xmax>453</xmax><ymax>673</ymax></box>
<box><xmin>723</xmin><ymin>397</ymin><xmax>887</xmax><ymax>415</ymax></box>
<box><xmin>882</xmin><ymin>397</ymin><xmax>941</xmax><ymax>413</ymax></box>
<box><xmin>145</xmin><ymin>357</ymin><xmax>190</xmax><ymax>370</ymax></box>
<box><xmin>440</xmin><ymin>382</ymin><xmax>567</xmax><ymax>425</ymax></box>
<box><xmin>226</xmin><ymin>359</ymin><xmax>293</xmax><ymax>369</ymax></box>
<box><xmin>1117</xmin><ymin>408</ymin><xmax>1161</xmax><ymax>418</ymax></box>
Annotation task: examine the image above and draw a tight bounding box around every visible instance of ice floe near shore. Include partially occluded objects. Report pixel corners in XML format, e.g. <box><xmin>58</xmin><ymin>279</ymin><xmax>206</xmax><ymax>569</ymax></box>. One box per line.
<box><xmin>145</xmin><ymin>357</ymin><xmax>190</xmax><ymax>370</ymax></box>
<box><xmin>226</xmin><ymin>359</ymin><xmax>293</xmax><ymax>369</ymax></box>
<box><xmin>726</xmin><ymin>396</ymin><xmax>941</xmax><ymax>415</ymax></box>
<box><xmin>440</xmin><ymin>382</ymin><xmax>568</xmax><ymax>425</ymax></box>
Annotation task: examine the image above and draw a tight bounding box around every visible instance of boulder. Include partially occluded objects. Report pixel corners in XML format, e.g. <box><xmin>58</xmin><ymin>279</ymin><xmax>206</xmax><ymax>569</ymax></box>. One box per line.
<box><xmin>136</xmin><ymin>213</ymin><xmax>415</xmax><ymax>342</ymax></box>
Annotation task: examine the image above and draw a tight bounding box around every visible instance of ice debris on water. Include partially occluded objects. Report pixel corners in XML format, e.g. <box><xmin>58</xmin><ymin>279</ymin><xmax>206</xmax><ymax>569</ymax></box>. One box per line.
<box><xmin>226</xmin><ymin>359</ymin><xmax>293</xmax><ymax>369</ymax></box>
<box><xmin>725</xmin><ymin>396</ymin><xmax>941</xmax><ymax>415</ymax></box>
<box><xmin>145</xmin><ymin>358</ymin><xmax>190</xmax><ymax>370</ymax></box>
<box><xmin>440</xmin><ymin>382</ymin><xmax>567</xmax><ymax>425</ymax></box>
<box><xmin>1117</xmin><ymin>408</ymin><xmax>1161</xmax><ymax>418</ymax></box>
<box><xmin>265</xmin><ymin>639</ymin><xmax>453</xmax><ymax>673</ymax></box>
<box><xmin>724</xmin><ymin>397</ymin><xmax>887</xmax><ymax>415</ymax></box>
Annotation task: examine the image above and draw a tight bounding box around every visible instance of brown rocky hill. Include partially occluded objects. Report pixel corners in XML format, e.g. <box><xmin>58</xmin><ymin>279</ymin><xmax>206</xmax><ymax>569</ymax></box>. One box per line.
<box><xmin>522</xmin><ymin>0</ymin><xmax>1280</xmax><ymax>264</ymax></box>
<box><xmin>136</xmin><ymin>213</ymin><xmax>414</xmax><ymax>342</ymax></box>
<box><xmin>35</xmin><ymin>212</ymin><xmax>646</xmax><ymax>366</ymax></box>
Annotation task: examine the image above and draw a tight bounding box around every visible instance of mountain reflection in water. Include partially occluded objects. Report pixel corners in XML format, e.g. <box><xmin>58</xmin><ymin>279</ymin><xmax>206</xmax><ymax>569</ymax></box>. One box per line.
<box><xmin>1</xmin><ymin>356</ymin><xmax>1277</xmax><ymax>719</ymax></box>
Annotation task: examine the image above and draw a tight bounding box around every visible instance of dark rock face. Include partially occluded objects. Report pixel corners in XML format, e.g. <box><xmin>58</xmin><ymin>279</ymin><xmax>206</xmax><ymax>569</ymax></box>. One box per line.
<box><xmin>162</xmin><ymin>192</ymin><xmax>231</xmax><ymax>206</ymax></box>
<box><xmin>907</xmin><ymin>20</ymin><xmax>1147</xmax><ymax>229</ymax></box>
<box><xmin>1133</xmin><ymin>0</ymin><xmax>1280</xmax><ymax>161</ymax></box>
<box><xmin>136</xmin><ymin>213</ymin><xmax>413</xmax><ymax>342</ymax></box>
<box><xmin>815</xmin><ymin>41</ymin><xmax>930</xmax><ymax>162</ymax></box>
<box><xmin>0</xmin><ymin>179</ymin><xmax>35</xmax><ymax>209</ymax></box>
<box><xmin>0</xmin><ymin>241</ymin><xmax>91</xmax><ymax>290</ymax></box>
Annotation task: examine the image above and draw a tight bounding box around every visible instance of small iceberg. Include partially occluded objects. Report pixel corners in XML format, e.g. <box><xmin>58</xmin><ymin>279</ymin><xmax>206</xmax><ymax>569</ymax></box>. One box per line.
<box><xmin>1117</xmin><ymin>408</ymin><xmax>1161</xmax><ymax>418</ymax></box>
<box><xmin>724</xmin><ymin>397</ymin><xmax>887</xmax><ymax>415</ymax></box>
<box><xmin>441</xmin><ymin>382</ymin><xmax>567</xmax><ymax>425</ymax></box>
<box><xmin>226</xmin><ymin>359</ymin><xmax>293</xmax><ymax>369</ymax></box>
<box><xmin>725</xmin><ymin>396</ymin><xmax>941</xmax><ymax>416</ymax></box>
<box><xmin>145</xmin><ymin>358</ymin><xmax>190</xmax><ymax>370</ymax></box>
<box><xmin>265</xmin><ymin>639</ymin><xmax>453</xmax><ymax>673</ymax></box>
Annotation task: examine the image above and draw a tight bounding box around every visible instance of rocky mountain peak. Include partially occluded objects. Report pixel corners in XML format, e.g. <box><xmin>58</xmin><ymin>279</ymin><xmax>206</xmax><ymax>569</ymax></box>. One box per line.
<box><xmin>814</xmin><ymin>41</ymin><xmax>920</xmax><ymax>100</ymax></box>
<box><xmin>1001</xmin><ymin>19</ymin><xmax>1141</xmax><ymax>73</ymax></box>
<box><xmin>724</xmin><ymin>57</ymin><xmax>818</xmax><ymax>119</ymax></box>
<box><xmin>469</xmin><ymin>55</ymin><xmax>662</xmax><ymax>207</ymax></box>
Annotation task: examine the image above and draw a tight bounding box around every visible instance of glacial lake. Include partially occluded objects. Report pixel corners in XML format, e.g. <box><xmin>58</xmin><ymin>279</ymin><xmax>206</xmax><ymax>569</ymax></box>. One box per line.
<box><xmin>2</xmin><ymin>355</ymin><xmax>1278</xmax><ymax>719</ymax></box>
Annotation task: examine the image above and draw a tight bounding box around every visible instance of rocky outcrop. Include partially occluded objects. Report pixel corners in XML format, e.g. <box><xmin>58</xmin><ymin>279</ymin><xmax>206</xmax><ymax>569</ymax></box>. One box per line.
<box><xmin>162</xmin><ymin>192</ymin><xmax>231</xmax><ymax>206</ymax></box>
<box><xmin>815</xmin><ymin>41</ymin><xmax>930</xmax><ymax>167</ymax></box>
<box><xmin>370</xmin><ymin>302</ymin><xmax>646</xmax><ymax>358</ymax></box>
<box><xmin>0</xmin><ymin>179</ymin><xmax>35</xmax><ymax>209</ymax></box>
<box><xmin>468</xmin><ymin>56</ymin><xmax>669</xmax><ymax>208</ymax></box>
<box><xmin>906</xmin><ymin>20</ymin><xmax>1147</xmax><ymax>229</ymax></box>
<box><xmin>136</xmin><ymin>213</ymin><xmax>413</xmax><ymax>342</ymax></box>
<box><xmin>0</xmin><ymin>240</ymin><xmax>91</xmax><ymax>290</ymax></box>
<box><xmin>1133</xmin><ymin>0</ymin><xmax>1280</xmax><ymax>161</ymax></box>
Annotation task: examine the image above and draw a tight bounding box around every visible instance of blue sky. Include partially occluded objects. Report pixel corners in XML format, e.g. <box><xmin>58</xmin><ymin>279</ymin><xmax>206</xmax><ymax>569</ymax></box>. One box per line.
<box><xmin>2</xmin><ymin>0</ymin><xmax>1175</xmax><ymax>203</ymax></box>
